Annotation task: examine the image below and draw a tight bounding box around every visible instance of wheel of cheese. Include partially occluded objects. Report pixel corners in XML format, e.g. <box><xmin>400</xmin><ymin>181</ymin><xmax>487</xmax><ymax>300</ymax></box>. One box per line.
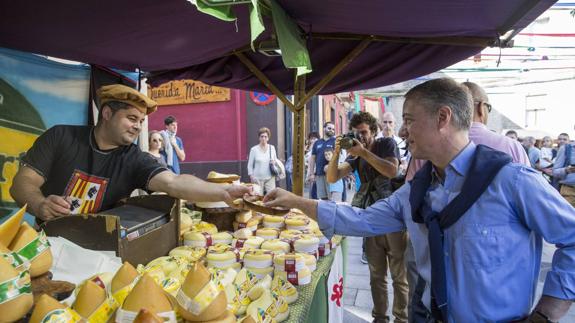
<box><xmin>235</xmin><ymin>210</ymin><xmax>253</xmax><ymax>223</ymax></box>
<box><xmin>273</xmin><ymin>253</ymin><xmax>306</xmax><ymax>272</ymax></box>
<box><xmin>212</xmin><ymin>232</ymin><xmax>233</xmax><ymax>245</ymax></box>
<box><xmin>274</xmin><ymin>267</ymin><xmax>312</xmax><ymax>286</ymax></box>
<box><xmin>233</xmin><ymin>219</ymin><xmax>258</xmax><ymax>232</ymax></box>
<box><xmin>278</xmin><ymin>229</ymin><xmax>302</xmax><ymax>241</ymax></box>
<box><xmin>72</xmin><ymin>280</ymin><xmax>107</xmax><ymax>318</ymax></box>
<box><xmin>0</xmin><ymin>256</ymin><xmax>33</xmax><ymax>322</ymax></box>
<box><xmin>168</xmin><ymin>246</ymin><xmax>206</xmax><ymax>262</ymax></box>
<box><xmin>245</xmin><ymin>266</ymin><xmax>274</xmax><ymax>280</ymax></box>
<box><xmin>180</xmin><ymin>213</ymin><xmax>194</xmax><ymax>235</ymax></box>
<box><xmin>293</xmin><ymin>234</ymin><xmax>320</xmax><ymax>254</ymax></box>
<box><xmin>262</xmin><ymin>215</ymin><xmax>285</xmax><ymax>229</ymax></box>
<box><xmin>177</xmin><ymin>261</ymin><xmax>228</xmax><ymax>321</ymax></box>
<box><xmin>255</xmin><ymin>228</ymin><xmax>279</xmax><ymax>241</ymax></box>
<box><xmin>298</xmin><ymin>253</ymin><xmax>317</xmax><ymax>272</ymax></box>
<box><xmin>285</xmin><ymin>215</ymin><xmax>310</xmax><ymax>231</ymax></box>
<box><xmin>246</xmin><ymin>274</ymin><xmax>272</xmax><ymax>301</ymax></box>
<box><xmin>232</xmin><ymin>236</ymin><xmax>264</xmax><ymax>250</ymax></box>
<box><xmin>271</xmin><ymin>275</ymin><xmax>298</xmax><ymax>304</ymax></box>
<box><xmin>243</xmin><ymin>250</ymin><xmax>273</xmax><ymax>269</ymax></box>
<box><xmin>0</xmin><ymin>204</ymin><xmax>26</xmax><ymax>246</ymax></box>
<box><xmin>9</xmin><ymin>223</ymin><xmax>52</xmax><ymax>277</ymax></box>
<box><xmin>260</xmin><ymin>239</ymin><xmax>290</xmax><ymax>254</ymax></box>
<box><xmin>122</xmin><ymin>274</ymin><xmax>173</xmax><ymax>314</ymax></box>
<box><xmin>206</xmin><ymin>245</ymin><xmax>240</xmax><ymax>269</ymax></box>
<box><xmin>233</xmin><ymin>228</ymin><xmax>253</xmax><ymax>240</ymax></box>
<box><xmin>190</xmin><ymin>221</ymin><xmax>218</xmax><ymax>234</ymax></box>
<box><xmin>184</xmin><ymin>231</ymin><xmax>217</xmax><ymax>248</ymax></box>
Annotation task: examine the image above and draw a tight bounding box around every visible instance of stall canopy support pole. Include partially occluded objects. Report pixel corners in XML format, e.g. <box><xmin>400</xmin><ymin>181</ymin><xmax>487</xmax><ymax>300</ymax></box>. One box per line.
<box><xmin>292</xmin><ymin>74</ymin><xmax>306</xmax><ymax>196</ymax></box>
<box><xmin>296</xmin><ymin>37</ymin><xmax>372</xmax><ymax>110</ymax></box>
<box><xmin>234</xmin><ymin>52</ymin><xmax>297</xmax><ymax>112</ymax></box>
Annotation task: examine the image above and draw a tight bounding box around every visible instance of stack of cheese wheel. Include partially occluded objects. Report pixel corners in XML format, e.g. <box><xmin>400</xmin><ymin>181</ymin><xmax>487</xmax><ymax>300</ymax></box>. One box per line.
<box><xmin>271</xmin><ymin>275</ymin><xmax>298</xmax><ymax>304</ymax></box>
<box><xmin>184</xmin><ymin>231</ymin><xmax>232</xmax><ymax>248</ymax></box>
<box><xmin>0</xmin><ymin>255</ymin><xmax>33</xmax><ymax>322</ymax></box>
<box><xmin>233</xmin><ymin>210</ymin><xmax>259</xmax><ymax>232</ymax></box>
<box><xmin>292</xmin><ymin>234</ymin><xmax>320</xmax><ymax>257</ymax></box>
<box><xmin>117</xmin><ymin>274</ymin><xmax>177</xmax><ymax>322</ymax></box>
<box><xmin>206</xmin><ymin>244</ymin><xmax>242</xmax><ymax>271</ymax></box>
<box><xmin>255</xmin><ymin>227</ymin><xmax>279</xmax><ymax>241</ymax></box>
<box><xmin>176</xmin><ymin>262</ymin><xmax>235</xmax><ymax>322</ymax></box>
<box><xmin>279</xmin><ymin>229</ymin><xmax>302</xmax><ymax>242</ymax></box>
<box><xmin>262</xmin><ymin>215</ymin><xmax>285</xmax><ymax>230</ymax></box>
<box><xmin>243</xmin><ymin>250</ymin><xmax>274</xmax><ymax>279</ymax></box>
<box><xmin>273</xmin><ymin>252</ymin><xmax>311</xmax><ymax>286</ymax></box>
<box><xmin>284</xmin><ymin>214</ymin><xmax>310</xmax><ymax>231</ymax></box>
<box><xmin>299</xmin><ymin>252</ymin><xmax>318</xmax><ymax>272</ymax></box>
<box><xmin>260</xmin><ymin>239</ymin><xmax>290</xmax><ymax>255</ymax></box>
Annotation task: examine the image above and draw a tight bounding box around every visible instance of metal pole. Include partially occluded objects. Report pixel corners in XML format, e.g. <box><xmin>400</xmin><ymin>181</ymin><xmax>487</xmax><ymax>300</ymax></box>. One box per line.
<box><xmin>292</xmin><ymin>73</ymin><xmax>306</xmax><ymax>196</ymax></box>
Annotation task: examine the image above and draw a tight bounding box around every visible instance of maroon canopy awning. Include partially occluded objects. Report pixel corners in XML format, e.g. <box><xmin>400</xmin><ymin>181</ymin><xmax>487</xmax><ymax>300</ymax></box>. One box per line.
<box><xmin>0</xmin><ymin>0</ymin><xmax>555</xmax><ymax>94</ymax></box>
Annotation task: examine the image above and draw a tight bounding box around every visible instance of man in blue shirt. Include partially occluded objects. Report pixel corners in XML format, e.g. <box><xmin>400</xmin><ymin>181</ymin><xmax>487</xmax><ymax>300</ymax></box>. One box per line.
<box><xmin>553</xmin><ymin>138</ymin><xmax>575</xmax><ymax>207</ymax></box>
<box><xmin>264</xmin><ymin>78</ymin><xmax>575</xmax><ymax>322</ymax></box>
<box><xmin>307</xmin><ymin>122</ymin><xmax>336</xmax><ymax>200</ymax></box>
<box><xmin>160</xmin><ymin>115</ymin><xmax>186</xmax><ymax>174</ymax></box>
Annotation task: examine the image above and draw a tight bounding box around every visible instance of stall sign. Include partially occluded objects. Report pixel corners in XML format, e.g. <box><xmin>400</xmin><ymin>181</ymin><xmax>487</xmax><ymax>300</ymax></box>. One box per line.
<box><xmin>150</xmin><ymin>80</ymin><xmax>230</xmax><ymax>105</ymax></box>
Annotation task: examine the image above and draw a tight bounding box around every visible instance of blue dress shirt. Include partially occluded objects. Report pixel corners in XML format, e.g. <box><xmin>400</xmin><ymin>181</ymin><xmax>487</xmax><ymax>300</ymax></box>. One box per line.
<box><xmin>553</xmin><ymin>143</ymin><xmax>575</xmax><ymax>186</ymax></box>
<box><xmin>318</xmin><ymin>143</ymin><xmax>575</xmax><ymax>322</ymax></box>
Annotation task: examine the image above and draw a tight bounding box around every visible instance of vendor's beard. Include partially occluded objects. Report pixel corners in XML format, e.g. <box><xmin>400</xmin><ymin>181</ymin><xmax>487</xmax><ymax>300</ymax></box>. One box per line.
<box><xmin>325</xmin><ymin>130</ymin><xmax>335</xmax><ymax>137</ymax></box>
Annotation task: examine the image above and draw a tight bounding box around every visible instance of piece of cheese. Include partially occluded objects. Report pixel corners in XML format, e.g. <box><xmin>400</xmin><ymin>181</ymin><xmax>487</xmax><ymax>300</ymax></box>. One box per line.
<box><xmin>9</xmin><ymin>222</ymin><xmax>52</xmax><ymax>277</ymax></box>
<box><xmin>111</xmin><ymin>261</ymin><xmax>138</xmax><ymax>294</ymax></box>
<box><xmin>177</xmin><ymin>261</ymin><xmax>227</xmax><ymax>321</ymax></box>
<box><xmin>0</xmin><ymin>204</ymin><xmax>26</xmax><ymax>246</ymax></box>
<box><xmin>29</xmin><ymin>294</ymin><xmax>68</xmax><ymax>323</ymax></box>
<box><xmin>198</xmin><ymin>310</ymin><xmax>237</xmax><ymax>323</ymax></box>
<box><xmin>72</xmin><ymin>280</ymin><xmax>107</xmax><ymax>318</ymax></box>
<box><xmin>235</xmin><ymin>210</ymin><xmax>252</xmax><ymax>223</ymax></box>
<box><xmin>122</xmin><ymin>274</ymin><xmax>173</xmax><ymax>314</ymax></box>
<box><xmin>133</xmin><ymin>308</ymin><xmax>164</xmax><ymax>323</ymax></box>
<box><xmin>0</xmin><ymin>256</ymin><xmax>33</xmax><ymax>322</ymax></box>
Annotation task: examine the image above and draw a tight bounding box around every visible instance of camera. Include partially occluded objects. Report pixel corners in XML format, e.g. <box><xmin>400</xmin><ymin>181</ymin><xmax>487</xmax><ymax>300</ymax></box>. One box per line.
<box><xmin>340</xmin><ymin>132</ymin><xmax>357</xmax><ymax>150</ymax></box>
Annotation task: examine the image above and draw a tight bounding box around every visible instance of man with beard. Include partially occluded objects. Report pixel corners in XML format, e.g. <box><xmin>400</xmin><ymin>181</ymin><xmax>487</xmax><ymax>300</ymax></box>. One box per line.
<box><xmin>10</xmin><ymin>84</ymin><xmax>249</xmax><ymax>222</ymax></box>
<box><xmin>307</xmin><ymin>122</ymin><xmax>337</xmax><ymax>200</ymax></box>
<box><xmin>264</xmin><ymin>78</ymin><xmax>575</xmax><ymax>322</ymax></box>
<box><xmin>326</xmin><ymin>111</ymin><xmax>405</xmax><ymax>323</ymax></box>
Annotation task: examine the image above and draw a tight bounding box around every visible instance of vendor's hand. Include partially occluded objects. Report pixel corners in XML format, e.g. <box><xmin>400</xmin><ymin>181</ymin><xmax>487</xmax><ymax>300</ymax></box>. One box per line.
<box><xmin>346</xmin><ymin>138</ymin><xmax>366</xmax><ymax>157</ymax></box>
<box><xmin>263</xmin><ymin>188</ymin><xmax>300</xmax><ymax>210</ymax></box>
<box><xmin>36</xmin><ymin>195</ymin><xmax>71</xmax><ymax>221</ymax></box>
<box><xmin>223</xmin><ymin>184</ymin><xmax>251</xmax><ymax>208</ymax></box>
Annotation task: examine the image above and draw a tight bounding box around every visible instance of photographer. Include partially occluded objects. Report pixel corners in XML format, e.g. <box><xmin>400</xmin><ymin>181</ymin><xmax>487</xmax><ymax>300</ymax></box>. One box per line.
<box><xmin>326</xmin><ymin>111</ymin><xmax>407</xmax><ymax>323</ymax></box>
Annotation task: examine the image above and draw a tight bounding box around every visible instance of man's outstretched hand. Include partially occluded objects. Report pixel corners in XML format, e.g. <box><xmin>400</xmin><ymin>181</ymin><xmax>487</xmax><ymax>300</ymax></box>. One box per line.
<box><xmin>263</xmin><ymin>188</ymin><xmax>319</xmax><ymax>221</ymax></box>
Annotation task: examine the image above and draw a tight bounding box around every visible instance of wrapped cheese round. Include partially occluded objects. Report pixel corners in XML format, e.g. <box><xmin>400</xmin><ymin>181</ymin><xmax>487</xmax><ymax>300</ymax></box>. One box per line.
<box><xmin>243</xmin><ymin>250</ymin><xmax>273</xmax><ymax>269</ymax></box>
<box><xmin>9</xmin><ymin>222</ymin><xmax>52</xmax><ymax>277</ymax></box>
<box><xmin>255</xmin><ymin>228</ymin><xmax>279</xmax><ymax>241</ymax></box>
<box><xmin>260</xmin><ymin>239</ymin><xmax>290</xmax><ymax>254</ymax></box>
<box><xmin>293</xmin><ymin>234</ymin><xmax>320</xmax><ymax>254</ymax></box>
<box><xmin>262</xmin><ymin>215</ymin><xmax>285</xmax><ymax>229</ymax></box>
<box><xmin>0</xmin><ymin>256</ymin><xmax>33</xmax><ymax>322</ymax></box>
<box><xmin>245</xmin><ymin>266</ymin><xmax>274</xmax><ymax>280</ymax></box>
<box><xmin>272</xmin><ymin>275</ymin><xmax>298</xmax><ymax>304</ymax></box>
<box><xmin>177</xmin><ymin>261</ymin><xmax>228</xmax><ymax>321</ymax></box>
<box><xmin>299</xmin><ymin>253</ymin><xmax>317</xmax><ymax>272</ymax></box>
<box><xmin>284</xmin><ymin>215</ymin><xmax>310</xmax><ymax>231</ymax></box>
<box><xmin>206</xmin><ymin>244</ymin><xmax>240</xmax><ymax>269</ymax></box>
<box><xmin>72</xmin><ymin>280</ymin><xmax>107</xmax><ymax>318</ymax></box>
<box><xmin>273</xmin><ymin>253</ymin><xmax>306</xmax><ymax>272</ymax></box>
<box><xmin>232</xmin><ymin>236</ymin><xmax>264</xmax><ymax>250</ymax></box>
<box><xmin>274</xmin><ymin>267</ymin><xmax>312</xmax><ymax>286</ymax></box>
<box><xmin>246</xmin><ymin>274</ymin><xmax>272</xmax><ymax>301</ymax></box>
<box><xmin>278</xmin><ymin>229</ymin><xmax>302</xmax><ymax>241</ymax></box>
<box><xmin>168</xmin><ymin>246</ymin><xmax>206</xmax><ymax>262</ymax></box>
<box><xmin>190</xmin><ymin>221</ymin><xmax>218</xmax><ymax>234</ymax></box>
<box><xmin>180</xmin><ymin>213</ymin><xmax>194</xmax><ymax>235</ymax></box>
<box><xmin>233</xmin><ymin>228</ymin><xmax>253</xmax><ymax>240</ymax></box>
<box><xmin>235</xmin><ymin>210</ymin><xmax>253</xmax><ymax>223</ymax></box>
<box><xmin>30</xmin><ymin>294</ymin><xmax>80</xmax><ymax>323</ymax></box>
<box><xmin>184</xmin><ymin>231</ymin><xmax>216</xmax><ymax>248</ymax></box>
<box><xmin>233</xmin><ymin>219</ymin><xmax>258</xmax><ymax>232</ymax></box>
<box><xmin>122</xmin><ymin>274</ymin><xmax>173</xmax><ymax>316</ymax></box>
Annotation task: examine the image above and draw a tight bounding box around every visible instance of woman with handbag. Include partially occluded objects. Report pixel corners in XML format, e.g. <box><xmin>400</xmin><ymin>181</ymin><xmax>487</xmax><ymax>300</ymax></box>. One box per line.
<box><xmin>247</xmin><ymin>127</ymin><xmax>282</xmax><ymax>195</ymax></box>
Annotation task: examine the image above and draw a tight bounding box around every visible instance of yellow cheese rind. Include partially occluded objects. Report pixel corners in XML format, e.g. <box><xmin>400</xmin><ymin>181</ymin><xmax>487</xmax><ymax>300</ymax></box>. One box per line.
<box><xmin>0</xmin><ymin>204</ymin><xmax>26</xmax><ymax>246</ymax></box>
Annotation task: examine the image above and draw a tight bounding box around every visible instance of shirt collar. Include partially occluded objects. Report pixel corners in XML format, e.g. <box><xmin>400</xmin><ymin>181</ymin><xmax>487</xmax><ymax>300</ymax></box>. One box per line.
<box><xmin>430</xmin><ymin>142</ymin><xmax>476</xmax><ymax>183</ymax></box>
<box><xmin>471</xmin><ymin>122</ymin><xmax>487</xmax><ymax>130</ymax></box>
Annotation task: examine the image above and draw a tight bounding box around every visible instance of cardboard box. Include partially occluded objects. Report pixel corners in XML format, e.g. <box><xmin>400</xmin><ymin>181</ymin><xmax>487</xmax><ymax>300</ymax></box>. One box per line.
<box><xmin>40</xmin><ymin>195</ymin><xmax>180</xmax><ymax>266</ymax></box>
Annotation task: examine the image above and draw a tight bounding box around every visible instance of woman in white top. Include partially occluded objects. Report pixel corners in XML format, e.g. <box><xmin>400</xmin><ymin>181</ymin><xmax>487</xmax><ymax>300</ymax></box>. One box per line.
<box><xmin>247</xmin><ymin>127</ymin><xmax>277</xmax><ymax>195</ymax></box>
<box><xmin>147</xmin><ymin>131</ymin><xmax>167</xmax><ymax>168</ymax></box>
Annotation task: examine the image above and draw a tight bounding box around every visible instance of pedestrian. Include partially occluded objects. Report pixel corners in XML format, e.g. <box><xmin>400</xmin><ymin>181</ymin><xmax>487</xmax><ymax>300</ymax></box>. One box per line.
<box><xmin>265</xmin><ymin>78</ymin><xmax>575</xmax><ymax>322</ymax></box>
<box><xmin>247</xmin><ymin>127</ymin><xmax>278</xmax><ymax>195</ymax></box>
<box><xmin>147</xmin><ymin>130</ymin><xmax>167</xmax><ymax>168</ymax></box>
<box><xmin>160</xmin><ymin>115</ymin><xmax>185</xmax><ymax>174</ymax></box>
<box><xmin>322</xmin><ymin>148</ymin><xmax>344</xmax><ymax>202</ymax></box>
<box><xmin>307</xmin><ymin>122</ymin><xmax>336</xmax><ymax>200</ymax></box>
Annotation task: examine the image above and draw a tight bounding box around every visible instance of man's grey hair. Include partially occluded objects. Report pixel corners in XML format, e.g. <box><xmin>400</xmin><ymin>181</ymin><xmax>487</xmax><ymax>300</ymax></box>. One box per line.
<box><xmin>405</xmin><ymin>78</ymin><xmax>473</xmax><ymax>131</ymax></box>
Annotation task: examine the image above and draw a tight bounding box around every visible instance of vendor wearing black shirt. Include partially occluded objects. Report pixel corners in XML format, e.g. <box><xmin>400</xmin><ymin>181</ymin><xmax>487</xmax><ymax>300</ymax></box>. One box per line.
<box><xmin>10</xmin><ymin>84</ymin><xmax>249</xmax><ymax>222</ymax></box>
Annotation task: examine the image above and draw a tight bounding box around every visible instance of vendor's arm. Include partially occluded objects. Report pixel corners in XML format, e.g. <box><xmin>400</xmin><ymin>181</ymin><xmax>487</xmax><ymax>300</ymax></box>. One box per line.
<box><xmin>326</xmin><ymin>137</ymin><xmax>352</xmax><ymax>183</ymax></box>
<box><xmin>347</xmin><ymin>138</ymin><xmax>398</xmax><ymax>178</ymax></box>
<box><xmin>264</xmin><ymin>186</ymin><xmax>406</xmax><ymax>238</ymax></box>
<box><xmin>10</xmin><ymin>166</ymin><xmax>71</xmax><ymax>221</ymax></box>
<box><xmin>148</xmin><ymin>171</ymin><xmax>249</xmax><ymax>206</ymax></box>
<box><xmin>514</xmin><ymin>167</ymin><xmax>575</xmax><ymax>321</ymax></box>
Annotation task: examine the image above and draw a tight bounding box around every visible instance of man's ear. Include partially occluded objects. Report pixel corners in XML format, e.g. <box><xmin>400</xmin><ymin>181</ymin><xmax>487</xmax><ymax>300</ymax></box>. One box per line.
<box><xmin>437</xmin><ymin>105</ymin><xmax>452</xmax><ymax>130</ymax></box>
<box><xmin>101</xmin><ymin>105</ymin><xmax>113</xmax><ymax>121</ymax></box>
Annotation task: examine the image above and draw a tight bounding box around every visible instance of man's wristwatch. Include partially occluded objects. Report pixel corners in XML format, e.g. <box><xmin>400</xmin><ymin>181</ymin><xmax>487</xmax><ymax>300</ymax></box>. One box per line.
<box><xmin>529</xmin><ymin>310</ymin><xmax>557</xmax><ymax>323</ymax></box>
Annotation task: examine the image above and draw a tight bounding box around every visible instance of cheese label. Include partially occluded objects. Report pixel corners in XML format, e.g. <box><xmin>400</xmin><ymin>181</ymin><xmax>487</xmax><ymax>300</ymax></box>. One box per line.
<box><xmin>0</xmin><ymin>270</ymin><xmax>31</xmax><ymax>305</ymax></box>
<box><xmin>87</xmin><ymin>296</ymin><xmax>117</xmax><ymax>323</ymax></box>
<box><xmin>112</xmin><ymin>282</ymin><xmax>133</xmax><ymax>306</ymax></box>
<box><xmin>40</xmin><ymin>308</ymin><xmax>82</xmax><ymax>323</ymax></box>
<box><xmin>1</xmin><ymin>251</ymin><xmax>25</xmax><ymax>269</ymax></box>
<box><xmin>16</xmin><ymin>230</ymin><xmax>50</xmax><ymax>262</ymax></box>
<box><xmin>176</xmin><ymin>279</ymin><xmax>223</xmax><ymax>315</ymax></box>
